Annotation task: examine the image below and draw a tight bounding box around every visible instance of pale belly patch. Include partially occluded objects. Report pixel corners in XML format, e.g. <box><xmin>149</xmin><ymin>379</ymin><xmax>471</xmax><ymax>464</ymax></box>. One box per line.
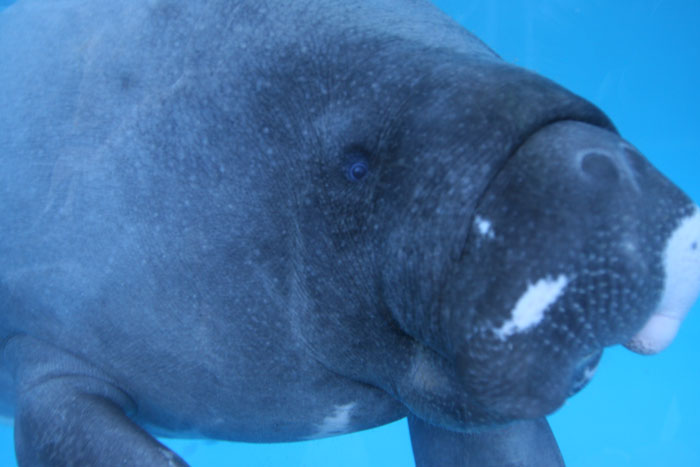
<box><xmin>305</xmin><ymin>402</ymin><xmax>358</xmax><ymax>440</ymax></box>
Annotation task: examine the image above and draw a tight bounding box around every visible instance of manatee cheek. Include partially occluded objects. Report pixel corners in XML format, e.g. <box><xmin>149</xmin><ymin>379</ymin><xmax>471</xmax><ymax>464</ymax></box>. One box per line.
<box><xmin>625</xmin><ymin>207</ymin><xmax>700</xmax><ymax>354</ymax></box>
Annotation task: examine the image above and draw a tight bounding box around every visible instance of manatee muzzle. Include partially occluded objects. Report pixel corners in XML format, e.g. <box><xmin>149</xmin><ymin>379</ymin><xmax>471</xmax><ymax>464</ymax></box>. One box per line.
<box><xmin>447</xmin><ymin>119</ymin><xmax>699</xmax><ymax>422</ymax></box>
<box><xmin>465</xmin><ymin>119</ymin><xmax>699</xmax><ymax>353</ymax></box>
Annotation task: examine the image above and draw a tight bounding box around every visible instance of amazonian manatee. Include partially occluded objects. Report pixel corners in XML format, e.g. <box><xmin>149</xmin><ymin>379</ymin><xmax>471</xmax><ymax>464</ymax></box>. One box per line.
<box><xmin>1</xmin><ymin>0</ymin><xmax>699</xmax><ymax>465</ymax></box>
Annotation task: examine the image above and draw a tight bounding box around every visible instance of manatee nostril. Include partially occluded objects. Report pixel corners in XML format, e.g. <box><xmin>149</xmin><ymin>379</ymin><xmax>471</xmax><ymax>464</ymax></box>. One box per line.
<box><xmin>581</xmin><ymin>152</ymin><xmax>619</xmax><ymax>183</ymax></box>
<box><xmin>623</xmin><ymin>144</ymin><xmax>648</xmax><ymax>175</ymax></box>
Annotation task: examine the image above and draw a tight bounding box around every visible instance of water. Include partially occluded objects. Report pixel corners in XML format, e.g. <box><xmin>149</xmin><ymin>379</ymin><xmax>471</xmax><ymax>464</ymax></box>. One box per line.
<box><xmin>1</xmin><ymin>1</ymin><xmax>698</xmax><ymax>465</ymax></box>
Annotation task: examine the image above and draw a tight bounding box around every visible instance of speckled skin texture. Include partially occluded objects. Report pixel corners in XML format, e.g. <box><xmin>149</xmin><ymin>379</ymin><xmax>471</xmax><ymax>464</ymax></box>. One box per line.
<box><xmin>0</xmin><ymin>0</ymin><xmax>697</xmax><ymax>466</ymax></box>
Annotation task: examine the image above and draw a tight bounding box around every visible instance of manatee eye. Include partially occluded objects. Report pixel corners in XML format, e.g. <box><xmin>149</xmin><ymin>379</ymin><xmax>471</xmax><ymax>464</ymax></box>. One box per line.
<box><xmin>346</xmin><ymin>159</ymin><xmax>369</xmax><ymax>182</ymax></box>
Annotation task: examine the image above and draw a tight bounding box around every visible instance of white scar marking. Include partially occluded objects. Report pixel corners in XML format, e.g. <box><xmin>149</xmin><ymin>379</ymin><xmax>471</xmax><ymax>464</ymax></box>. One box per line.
<box><xmin>475</xmin><ymin>215</ymin><xmax>494</xmax><ymax>238</ymax></box>
<box><xmin>583</xmin><ymin>362</ymin><xmax>599</xmax><ymax>382</ymax></box>
<box><xmin>626</xmin><ymin>206</ymin><xmax>700</xmax><ymax>354</ymax></box>
<box><xmin>495</xmin><ymin>275</ymin><xmax>569</xmax><ymax>340</ymax></box>
<box><xmin>308</xmin><ymin>402</ymin><xmax>356</xmax><ymax>440</ymax></box>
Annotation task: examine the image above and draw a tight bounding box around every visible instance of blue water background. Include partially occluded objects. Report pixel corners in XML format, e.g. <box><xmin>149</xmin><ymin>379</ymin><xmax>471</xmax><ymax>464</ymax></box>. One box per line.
<box><xmin>1</xmin><ymin>0</ymin><xmax>698</xmax><ymax>465</ymax></box>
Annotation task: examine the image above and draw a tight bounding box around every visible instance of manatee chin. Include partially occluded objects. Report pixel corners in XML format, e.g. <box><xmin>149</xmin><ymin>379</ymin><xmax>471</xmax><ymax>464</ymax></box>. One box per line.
<box><xmin>437</xmin><ymin>120</ymin><xmax>700</xmax><ymax>425</ymax></box>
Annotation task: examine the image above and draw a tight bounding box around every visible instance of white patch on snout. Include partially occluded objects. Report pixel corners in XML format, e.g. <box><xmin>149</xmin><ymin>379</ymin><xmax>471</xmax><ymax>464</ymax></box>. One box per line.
<box><xmin>626</xmin><ymin>206</ymin><xmax>700</xmax><ymax>354</ymax></box>
<box><xmin>581</xmin><ymin>356</ymin><xmax>600</xmax><ymax>384</ymax></box>
<box><xmin>475</xmin><ymin>215</ymin><xmax>495</xmax><ymax>239</ymax></box>
<box><xmin>495</xmin><ymin>275</ymin><xmax>569</xmax><ymax>340</ymax></box>
<box><xmin>307</xmin><ymin>402</ymin><xmax>356</xmax><ymax>440</ymax></box>
<box><xmin>571</xmin><ymin>354</ymin><xmax>600</xmax><ymax>394</ymax></box>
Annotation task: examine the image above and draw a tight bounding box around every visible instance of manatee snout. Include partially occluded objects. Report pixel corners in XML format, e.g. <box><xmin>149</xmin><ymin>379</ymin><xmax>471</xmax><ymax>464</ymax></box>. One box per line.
<box><xmin>445</xmin><ymin>120</ymin><xmax>700</xmax><ymax>422</ymax></box>
<box><xmin>473</xmin><ymin>120</ymin><xmax>700</xmax><ymax>349</ymax></box>
<box><xmin>562</xmin><ymin>124</ymin><xmax>700</xmax><ymax>355</ymax></box>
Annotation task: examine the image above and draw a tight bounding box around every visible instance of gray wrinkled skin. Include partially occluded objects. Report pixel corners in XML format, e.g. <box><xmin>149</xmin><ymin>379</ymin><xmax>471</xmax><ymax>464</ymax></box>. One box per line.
<box><xmin>1</xmin><ymin>1</ymin><xmax>698</xmax><ymax>466</ymax></box>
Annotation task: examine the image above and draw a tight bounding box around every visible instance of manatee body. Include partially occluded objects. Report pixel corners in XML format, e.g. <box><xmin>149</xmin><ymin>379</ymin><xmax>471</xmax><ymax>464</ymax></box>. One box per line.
<box><xmin>1</xmin><ymin>0</ymin><xmax>699</xmax><ymax>466</ymax></box>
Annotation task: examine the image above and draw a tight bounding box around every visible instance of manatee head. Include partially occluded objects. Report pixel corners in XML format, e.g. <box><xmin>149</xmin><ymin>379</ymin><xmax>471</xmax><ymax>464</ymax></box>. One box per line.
<box><xmin>435</xmin><ymin>120</ymin><xmax>700</xmax><ymax>425</ymax></box>
<box><xmin>239</xmin><ymin>4</ymin><xmax>700</xmax><ymax>430</ymax></box>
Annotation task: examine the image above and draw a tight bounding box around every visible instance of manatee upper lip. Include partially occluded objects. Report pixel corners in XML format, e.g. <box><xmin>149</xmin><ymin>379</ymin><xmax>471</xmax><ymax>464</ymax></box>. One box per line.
<box><xmin>458</xmin><ymin>112</ymin><xmax>615</xmax><ymax>265</ymax></box>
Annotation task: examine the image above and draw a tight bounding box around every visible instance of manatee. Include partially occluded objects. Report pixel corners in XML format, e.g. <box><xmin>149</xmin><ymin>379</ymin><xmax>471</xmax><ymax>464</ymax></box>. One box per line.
<box><xmin>1</xmin><ymin>0</ymin><xmax>699</xmax><ymax>466</ymax></box>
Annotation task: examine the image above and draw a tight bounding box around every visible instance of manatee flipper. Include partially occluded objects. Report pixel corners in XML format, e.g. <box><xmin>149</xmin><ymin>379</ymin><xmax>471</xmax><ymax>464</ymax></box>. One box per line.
<box><xmin>6</xmin><ymin>336</ymin><xmax>187</xmax><ymax>466</ymax></box>
<box><xmin>408</xmin><ymin>414</ymin><xmax>565</xmax><ymax>467</ymax></box>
